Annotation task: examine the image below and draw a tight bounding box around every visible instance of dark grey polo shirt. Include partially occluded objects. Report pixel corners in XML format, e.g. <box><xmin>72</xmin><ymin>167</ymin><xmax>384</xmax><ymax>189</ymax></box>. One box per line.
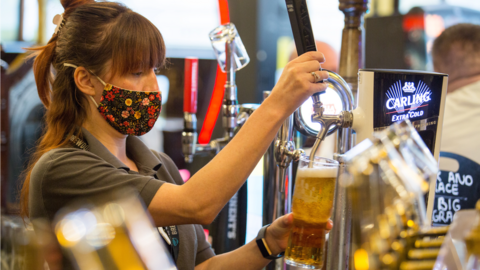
<box><xmin>29</xmin><ymin>128</ymin><xmax>215</xmax><ymax>270</ymax></box>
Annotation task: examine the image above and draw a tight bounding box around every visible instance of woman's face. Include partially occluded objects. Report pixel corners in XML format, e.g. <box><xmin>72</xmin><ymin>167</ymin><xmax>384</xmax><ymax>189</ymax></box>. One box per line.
<box><xmin>90</xmin><ymin>62</ymin><xmax>161</xmax><ymax>106</ymax></box>
<box><xmin>101</xmin><ymin>66</ymin><xmax>160</xmax><ymax>93</ymax></box>
<box><xmin>86</xmin><ymin>62</ymin><xmax>162</xmax><ymax>136</ymax></box>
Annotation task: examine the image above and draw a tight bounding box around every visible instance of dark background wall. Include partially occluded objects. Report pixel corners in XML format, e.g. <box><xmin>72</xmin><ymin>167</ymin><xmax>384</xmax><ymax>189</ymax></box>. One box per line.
<box><xmin>229</xmin><ymin>0</ymin><xmax>293</xmax><ymax>104</ymax></box>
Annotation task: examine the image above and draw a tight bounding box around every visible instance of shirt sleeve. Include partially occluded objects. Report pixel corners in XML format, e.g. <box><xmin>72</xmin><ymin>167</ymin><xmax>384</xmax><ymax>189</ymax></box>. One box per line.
<box><xmin>194</xmin><ymin>224</ymin><xmax>215</xmax><ymax>265</ymax></box>
<box><xmin>150</xmin><ymin>150</ymin><xmax>186</xmax><ymax>185</ymax></box>
<box><xmin>30</xmin><ymin>148</ymin><xmax>164</xmax><ymax>221</ymax></box>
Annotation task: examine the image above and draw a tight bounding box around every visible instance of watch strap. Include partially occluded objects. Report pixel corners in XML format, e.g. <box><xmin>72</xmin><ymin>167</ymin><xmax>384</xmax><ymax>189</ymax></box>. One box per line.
<box><xmin>256</xmin><ymin>224</ymin><xmax>284</xmax><ymax>260</ymax></box>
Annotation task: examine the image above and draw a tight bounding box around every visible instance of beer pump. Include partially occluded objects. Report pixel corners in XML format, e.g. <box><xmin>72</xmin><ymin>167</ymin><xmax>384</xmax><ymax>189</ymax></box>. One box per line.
<box><xmin>283</xmin><ymin>2</ymin><xmax>356</xmax><ymax>269</ymax></box>
<box><xmin>274</xmin><ymin>0</ymin><xmax>449</xmax><ymax>269</ymax></box>
<box><xmin>181</xmin><ymin>23</ymin><xmax>255</xmax><ymax>254</ymax></box>
<box><xmin>182</xmin><ymin>58</ymin><xmax>199</xmax><ymax>163</ymax></box>
<box><xmin>181</xmin><ymin>23</ymin><xmax>250</xmax><ymax>162</ymax></box>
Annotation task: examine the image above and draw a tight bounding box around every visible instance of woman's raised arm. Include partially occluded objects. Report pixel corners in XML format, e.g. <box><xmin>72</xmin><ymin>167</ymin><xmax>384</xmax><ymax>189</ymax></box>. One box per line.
<box><xmin>148</xmin><ymin>51</ymin><xmax>328</xmax><ymax>226</ymax></box>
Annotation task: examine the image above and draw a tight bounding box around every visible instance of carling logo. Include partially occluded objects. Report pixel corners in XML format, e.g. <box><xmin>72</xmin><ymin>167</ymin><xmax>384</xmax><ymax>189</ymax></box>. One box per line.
<box><xmin>386</xmin><ymin>81</ymin><xmax>432</xmax><ymax>114</ymax></box>
<box><xmin>402</xmin><ymin>82</ymin><xmax>416</xmax><ymax>93</ymax></box>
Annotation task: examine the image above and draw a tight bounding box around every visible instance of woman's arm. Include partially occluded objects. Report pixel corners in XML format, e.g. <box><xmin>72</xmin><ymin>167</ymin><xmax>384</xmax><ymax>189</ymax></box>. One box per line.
<box><xmin>148</xmin><ymin>52</ymin><xmax>328</xmax><ymax>226</ymax></box>
<box><xmin>195</xmin><ymin>238</ymin><xmax>277</xmax><ymax>270</ymax></box>
<box><xmin>195</xmin><ymin>214</ymin><xmax>332</xmax><ymax>270</ymax></box>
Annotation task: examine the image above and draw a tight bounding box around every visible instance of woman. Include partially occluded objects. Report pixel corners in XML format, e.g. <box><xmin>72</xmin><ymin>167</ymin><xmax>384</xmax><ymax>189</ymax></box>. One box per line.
<box><xmin>22</xmin><ymin>0</ymin><xmax>331</xmax><ymax>269</ymax></box>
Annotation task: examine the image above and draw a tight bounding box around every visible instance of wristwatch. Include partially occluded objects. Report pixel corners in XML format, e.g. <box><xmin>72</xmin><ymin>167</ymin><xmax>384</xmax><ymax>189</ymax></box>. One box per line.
<box><xmin>256</xmin><ymin>224</ymin><xmax>284</xmax><ymax>260</ymax></box>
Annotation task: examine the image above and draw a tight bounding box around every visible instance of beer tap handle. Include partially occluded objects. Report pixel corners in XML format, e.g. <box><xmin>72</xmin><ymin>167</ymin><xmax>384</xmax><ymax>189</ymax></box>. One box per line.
<box><xmin>182</xmin><ymin>58</ymin><xmax>199</xmax><ymax>163</ymax></box>
<box><xmin>286</xmin><ymin>0</ymin><xmax>316</xmax><ymax>56</ymax></box>
<box><xmin>184</xmin><ymin>58</ymin><xmax>198</xmax><ymax>114</ymax></box>
<box><xmin>286</xmin><ymin>0</ymin><xmax>326</xmax><ymax>84</ymax></box>
<box><xmin>286</xmin><ymin>0</ymin><xmax>326</xmax><ymax>101</ymax></box>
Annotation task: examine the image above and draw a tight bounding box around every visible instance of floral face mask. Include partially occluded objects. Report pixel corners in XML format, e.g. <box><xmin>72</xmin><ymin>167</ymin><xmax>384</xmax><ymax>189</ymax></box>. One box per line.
<box><xmin>64</xmin><ymin>63</ymin><xmax>162</xmax><ymax>136</ymax></box>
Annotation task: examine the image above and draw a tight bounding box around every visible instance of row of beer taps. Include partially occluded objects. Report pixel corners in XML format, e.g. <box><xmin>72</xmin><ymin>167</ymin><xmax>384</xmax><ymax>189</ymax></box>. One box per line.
<box><xmin>180</xmin><ymin>2</ymin><xmax>369</xmax><ymax>270</ymax></box>
<box><xmin>180</xmin><ymin>1</ymin><xmax>448</xmax><ymax>270</ymax></box>
<box><xmin>346</xmin><ymin>120</ymin><xmax>447</xmax><ymax>270</ymax></box>
<box><xmin>181</xmin><ymin>21</ymin><xmax>262</xmax><ymax>166</ymax></box>
<box><xmin>182</xmin><ymin>30</ymin><xmax>243</xmax><ymax>163</ymax></box>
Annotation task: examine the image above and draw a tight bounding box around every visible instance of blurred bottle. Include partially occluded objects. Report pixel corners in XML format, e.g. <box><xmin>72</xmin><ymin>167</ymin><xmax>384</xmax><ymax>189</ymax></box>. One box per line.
<box><xmin>465</xmin><ymin>200</ymin><xmax>480</xmax><ymax>270</ymax></box>
<box><xmin>52</xmin><ymin>189</ymin><xmax>177</xmax><ymax>270</ymax></box>
<box><xmin>1</xmin><ymin>216</ymin><xmax>45</xmax><ymax>270</ymax></box>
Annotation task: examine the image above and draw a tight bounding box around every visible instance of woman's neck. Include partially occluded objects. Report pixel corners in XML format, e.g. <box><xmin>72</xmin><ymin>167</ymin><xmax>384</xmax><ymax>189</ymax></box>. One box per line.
<box><xmin>83</xmin><ymin>110</ymin><xmax>129</xmax><ymax>164</ymax></box>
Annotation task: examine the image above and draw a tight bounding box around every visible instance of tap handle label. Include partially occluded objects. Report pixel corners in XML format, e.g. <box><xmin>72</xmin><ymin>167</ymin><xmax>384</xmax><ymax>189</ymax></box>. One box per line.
<box><xmin>373</xmin><ymin>73</ymin><xmax>444</xmax><ymax>128</ymax></box>
<box><xmin>286</xmin><ymin>0</ymin><xmax>317</xmax><ymax>56</ymax></box>
<box><xmin>286</xmin><ymin>0</ymin><xmax>325</xmax><ymax>81</ymax></box>
<box><xmin>184</xmin><ymin>57</ymin><xmax>199</xmax><ymax>113</ymax></box>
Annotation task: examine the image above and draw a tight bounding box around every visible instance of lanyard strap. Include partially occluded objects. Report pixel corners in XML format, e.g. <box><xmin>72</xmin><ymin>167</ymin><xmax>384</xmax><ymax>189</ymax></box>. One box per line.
<box><xmin>163</xmin><ymin>226</ymin><xmax>180</xmax><ymax>262</ymax></box>
<box><xmin>69</xmin><ymin>135</ymin><xmax>180</xmax><ymax>263</ymax></box>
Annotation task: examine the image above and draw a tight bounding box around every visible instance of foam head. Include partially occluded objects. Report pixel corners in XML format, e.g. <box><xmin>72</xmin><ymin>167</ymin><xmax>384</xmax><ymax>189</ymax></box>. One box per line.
<box><xmin>296</xmin><ymin>166</ymin><xmax>338</xmax><ymax>178</ymax></box>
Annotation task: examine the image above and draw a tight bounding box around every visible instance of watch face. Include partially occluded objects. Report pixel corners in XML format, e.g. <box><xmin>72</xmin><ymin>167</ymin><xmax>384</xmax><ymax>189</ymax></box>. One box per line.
<box><xmin>299</xmin><ymin>87</ymin><xmax>344</xmax><ymax>133</ymax></box>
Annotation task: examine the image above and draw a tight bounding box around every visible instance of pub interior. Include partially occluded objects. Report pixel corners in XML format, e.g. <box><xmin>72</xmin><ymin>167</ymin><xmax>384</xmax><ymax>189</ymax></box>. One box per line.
<box><xmin>2</xmin><ymin>0</ymin><xmax>480</xmax><ymax>269</ymax></box>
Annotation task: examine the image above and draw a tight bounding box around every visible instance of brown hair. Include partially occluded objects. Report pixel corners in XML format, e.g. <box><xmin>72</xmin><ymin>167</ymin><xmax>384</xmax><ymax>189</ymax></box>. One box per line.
<box><xmin>432</xmin><ymin>23</ymin><xmax>480</xmax><ymax>80</ymax></box>
<box><xmin>20</xmin><ymin>0</ymin><xmax>166</xmax><ymax>217</ymax></box>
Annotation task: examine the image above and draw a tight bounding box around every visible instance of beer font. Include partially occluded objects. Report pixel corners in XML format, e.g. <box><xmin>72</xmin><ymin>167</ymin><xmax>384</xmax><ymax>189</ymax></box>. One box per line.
<box><xmin>280</xmin><ymin>0</ymin><xmax>448</xmax><ymax>269</ymax></box>
<box><xmin>182</xmin><ymin>23</ymin><xmax>252</xmax><ymax>164</ymax></box>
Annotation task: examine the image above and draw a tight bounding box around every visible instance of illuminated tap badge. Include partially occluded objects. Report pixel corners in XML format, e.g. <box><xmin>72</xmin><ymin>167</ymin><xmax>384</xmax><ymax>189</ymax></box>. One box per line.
<box><xmin>372</xmin><ymin>70</ymin><xmax>444</xmax><ymax>129</ymax></box>
<box><xmin>385</xmin><ymin>81</ymin><xmax>432</xmax><ymax>122</ymax></box>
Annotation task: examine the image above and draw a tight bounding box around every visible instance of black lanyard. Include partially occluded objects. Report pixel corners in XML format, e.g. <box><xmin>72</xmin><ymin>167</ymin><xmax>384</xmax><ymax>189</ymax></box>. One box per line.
<box><xmin>69</xmin><ymin>135</ymin><xmax>180</xmax><ymax>263</ymax></box>
<box><xmin>163</xmin><ymin>226</ymin><xmax>180</xmax><ymax>263</ymax></box>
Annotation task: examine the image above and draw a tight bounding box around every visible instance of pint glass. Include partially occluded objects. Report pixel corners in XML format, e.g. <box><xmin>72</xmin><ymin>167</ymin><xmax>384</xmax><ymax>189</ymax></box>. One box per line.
<box><xmin>285</xmin><ymin>156</ymin><xmax>339</xmax><ymax>269</ymax></box>
<box><xmin>209</xmin><ymin>23</ymin><xmax>250</xmax><ymax>72</ymax></box>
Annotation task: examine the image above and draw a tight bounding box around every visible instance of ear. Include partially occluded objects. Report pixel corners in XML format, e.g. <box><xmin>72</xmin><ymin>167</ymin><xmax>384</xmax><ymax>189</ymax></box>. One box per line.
<box><xmin>73</xmin><ymin>67</ymin><xmax>99</xmax><ymax>96</ymax></box>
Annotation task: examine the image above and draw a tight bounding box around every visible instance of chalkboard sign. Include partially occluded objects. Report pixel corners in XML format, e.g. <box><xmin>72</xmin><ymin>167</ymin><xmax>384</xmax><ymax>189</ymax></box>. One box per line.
<box><xmin>431</xmin><ymin>152</ymin><xmax>480</xmax><ymax>226</ymax></box>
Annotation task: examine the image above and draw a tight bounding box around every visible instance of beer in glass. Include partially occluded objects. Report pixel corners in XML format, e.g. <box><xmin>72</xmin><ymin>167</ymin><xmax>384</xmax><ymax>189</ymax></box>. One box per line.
<box><xmin>285</xmin><ymin>155</ymin><xmax>339</xmax><ymax>269</ymax></box>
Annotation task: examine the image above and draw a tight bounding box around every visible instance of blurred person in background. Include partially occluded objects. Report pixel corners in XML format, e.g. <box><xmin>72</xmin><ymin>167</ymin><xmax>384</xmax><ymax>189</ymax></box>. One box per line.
<box><xmin>289</xmin><ymin>40</ymin><xmax>339</xmax><ymax>72</ymax></box>
<box><xmin>20</xmin><ymin>0</ymin><xmax>333</xmax><ymax>269</ymax></box>
<box><xmin>432</xmin><ymin>23</ymin><xmax>480</xmax><ymax>165</ymax></box>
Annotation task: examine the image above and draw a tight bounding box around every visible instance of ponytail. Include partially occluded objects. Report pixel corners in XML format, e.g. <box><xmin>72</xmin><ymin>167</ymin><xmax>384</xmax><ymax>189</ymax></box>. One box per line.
<box><xmin>30</xmin><ymin>37</ymin><xmax>57</xmax><ymax>108</ymax></box>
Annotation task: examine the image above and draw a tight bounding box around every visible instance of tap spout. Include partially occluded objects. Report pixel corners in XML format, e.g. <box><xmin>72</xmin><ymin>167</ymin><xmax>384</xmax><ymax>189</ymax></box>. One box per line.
<box><xmin>307</xmin><ymin>71</ymin><xmax>354</xmax><ymax>165</ymax></box>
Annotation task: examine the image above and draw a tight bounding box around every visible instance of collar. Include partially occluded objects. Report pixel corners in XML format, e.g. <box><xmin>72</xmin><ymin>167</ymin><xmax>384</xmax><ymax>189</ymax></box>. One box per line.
<box><xmin>448</xmin><ymin>75</ymin><xmax>480</xmax><ymax>94</ymax></box>
<box><xmin>81</xmin><ymin>127</ymin><xmax>162</xmax><ymax>173</ymax></box>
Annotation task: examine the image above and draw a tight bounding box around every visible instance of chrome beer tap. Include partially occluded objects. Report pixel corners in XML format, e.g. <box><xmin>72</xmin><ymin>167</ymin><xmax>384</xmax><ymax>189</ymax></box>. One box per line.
<box><xmin>266</xmin><ymin>3</ymin><xmax>357</xmax><ymax>264</ymax></box>
<box><xmin>263</xmin><ymin>70</ymin><xmax>354</xmax><ymax>270</ymax></box>
<box><xmin>307</xmin><ymin>85</ymin><xmax>354</xmax><ymax>164</ymax></box>
<box><xmin>306</xmin><ymin>73</ymin><xmax>356</xmax><ymax>270</ymax></box>
<box><xmin>182</xmin><ymin>23</ymin><xmax>250</xmax><ymax>163</ymax></box>
<box><xmin>273</xmin><ymin>115</ymin><xmax>304</xmax><ymax>270</ymax></box>
<box><xmin>285</xmin><ymin>1</ymin><xmax>363</xmax><ymax>270</ymax></box>
<box><xmin>182</xmin><ymin>58</ymin><xmax>199</xmax><ymax>163</ymax></box>
<box><xmin>222</xmin><ymin>37</ymin><xmax>238</xmax><ymax>140</ymax></box>
<box><xmin>263</xmin><ymin>90</ymin><xmax>303</xmax><ymax>270</ymax></box>
<box><xmin>274</xmin><ymin>111</ymin><xmax>304</xmax><ymax>214</ymax></box>
<box><xmin>285</xmin><ymin>0</ymin><xmax>355</xmax><ymax>162</ymax></box>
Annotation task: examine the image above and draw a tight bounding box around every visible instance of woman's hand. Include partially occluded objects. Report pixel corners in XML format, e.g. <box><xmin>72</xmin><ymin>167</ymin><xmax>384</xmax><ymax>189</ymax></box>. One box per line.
<box><xmin>195</xmin><ymin>214</ymin><xmax>333</xmax><ymax>270</ymax></box>
<box><xmin>266</xmin><ymin>51</ymin><xmax>329</xmax><ymax>118</ymax></box>
<box><xmin>264</xmin><ymin>213</ymin><xmax>334</xmax><ymax>255</ymax></box>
